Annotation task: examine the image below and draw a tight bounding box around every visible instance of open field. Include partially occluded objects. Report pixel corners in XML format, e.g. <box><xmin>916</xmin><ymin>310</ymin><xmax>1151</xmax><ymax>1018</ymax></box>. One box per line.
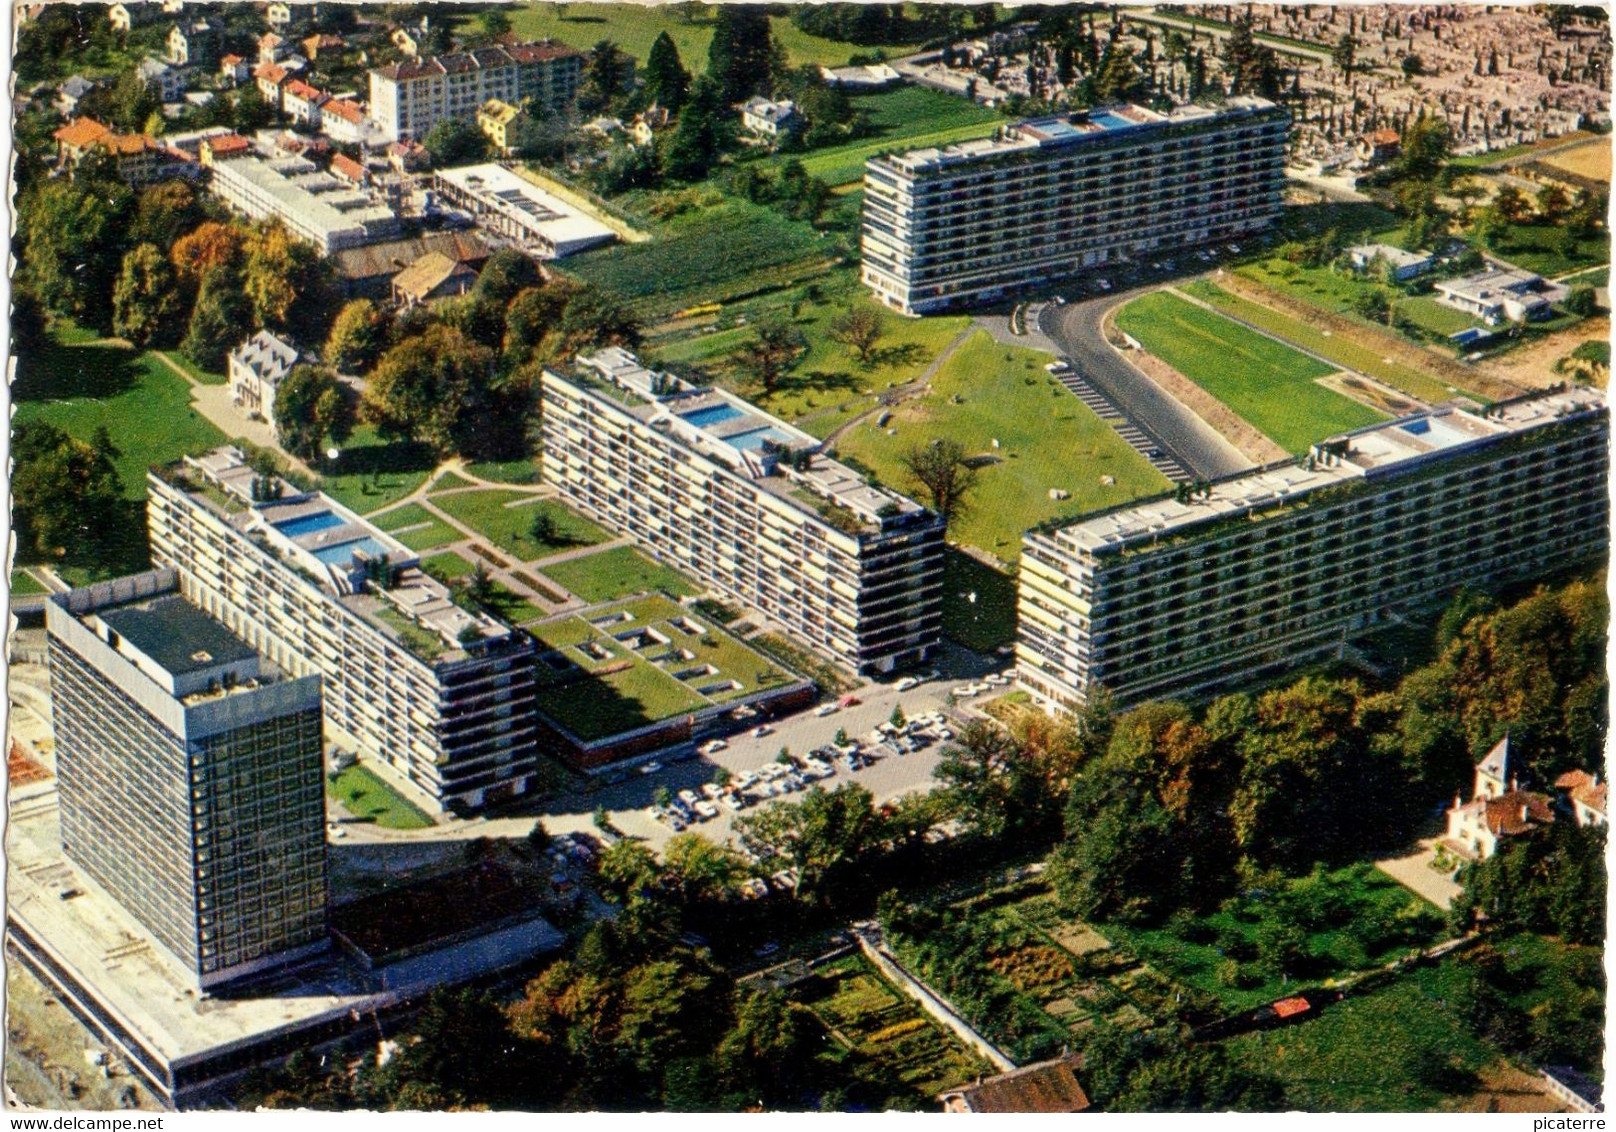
<box><xmin>1115</xmin><ymin>291</ymin><xmax>1383</xmax><ymax>454</ymax></box>
<box><xmin>530</xmin><ymin>594</ymin><xmax>788</xmax><ymax>741</ymax></box>
<box><xmin>540</xmin><ymin>545</ymin><xmax>698</xmax><ymax>604</ymax></box>
<box><xmin>1184</xmin><ymin>279</ymin><xmax>1467</xmax><ymax>405</ymax></box>
<box><xmin>328</xmin><ymin>764</ymin><xmax>434</xmax><ymax>830</ymax></box>
<box><xmin>369</xmin><ymin>503</ymin><xmax>461</xmax><ymax>552</ymax></box>
<box><xmin>13</xmin><ymin>334</ymin><xmax>229</xmax><ymax>500</ymax></box>
<box><xmin>1559</xmin><ymin>265</ymin><xmax>1611</xmax><ymax>287</ymax></box>
<box><xmin>834</xmin><ymin>331</ymin><xmax>1170</xmax><ymax>560</ymax></box>
<box><xmin>560</xmin><ymin>196</ymin><xmax>840</xmax><ymax>320</ymax></box>
<box><xmin>465</xmin><ymin>459</ymin><xmax>541</xmax><ymax>484</ymax></box>
<box><xmin>1534</xmin><ymin>135</ymin><xmax>1611</xmax><ymax>181</ymax></box>
<box><xmin>430</xmin><ymin>489</ymin><xmax>610</xmax><ymax>561</ymax></box>
<box><xmin>492</xmin><ymin>3</ymin><xmax>931</xmax><ymax>70</ymax></box>
<box><xmin>1477</xmin><ymin>220</ymin><xmax>1612</xmax><ymax>279</ymax></box>
<box><xmin>656</xmin><ymin>278</ymin><xmax>972</xmax><ymax>423</ymax></box>
<box><xmin>796</xmin><ymin>954</ymin><xmax>991</xmax><ymax>1101</ymax></box>
<box><xmin>1395</xmin><ymin>295</ymin><xmax>1485</xmax><ymax>338</ymax></box>
<box><xmin>420</xmin><ymin>551</ymin><xmax>477</xmax><ymax>583</ymax></box>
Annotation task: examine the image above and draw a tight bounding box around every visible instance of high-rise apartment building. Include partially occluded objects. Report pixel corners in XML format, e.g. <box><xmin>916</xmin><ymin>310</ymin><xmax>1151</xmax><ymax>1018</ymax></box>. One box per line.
<box><xmin>1018</xmin><ymin>389</ymin><xmax>1609</xmax><ymax>711</ymax></box>
<box><xmin>861</xmin><ymin>98</ymin><xmax>1289</xmax><ymax>314</ymax></box>
<box><xmin>367</xmin><ymin>41</ymin><xmax>585</xmax><ymax>143</ymax></box>
<box><xmin>147</xmin><ymin>447</ymin><xmax>539</xmax><ymax>812</ymax></box>
<box><xmin>541</xmin><ymin>349</ymin><xmax>946</xmax><ymax>674</ymax></box>
<box><xmin>47</xmin><ymin>569</ymin><xmax>328</xmax><ymax>989</ymax></box>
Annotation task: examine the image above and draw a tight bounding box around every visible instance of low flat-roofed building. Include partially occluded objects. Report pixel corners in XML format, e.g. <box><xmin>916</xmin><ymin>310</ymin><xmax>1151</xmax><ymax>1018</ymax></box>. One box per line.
<box><xmin>1348</xmin><ymin>242</ymin><xmax>1434</xmax><ymax>281</ymax></box>
<box><xmin>434</xmin><ymin>163</ymin><xmax>615</xmax><ymax>258</ymax></box>
<box><xmin>208</xmin><ymin>153</ymin><xmax>400</xmax><ymax>253</ymax></box>
<box><xmin>739</xmin><ymin>95</ymin><xmax>800</xmax><ymax>139</ymax></box>
<box><xmin>1436</xmin><ymin>267</ymin><xmax>1565</xmax><ymax>324</ymax></box>
<box><xmin>819</xmin><ymin>62</ymin><xmax>901</xmax><ymax>89</ymax></box>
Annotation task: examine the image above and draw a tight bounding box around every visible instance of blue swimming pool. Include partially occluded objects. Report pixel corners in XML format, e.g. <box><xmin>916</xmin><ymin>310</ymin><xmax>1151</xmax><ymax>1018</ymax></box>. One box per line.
<box><xmin>1090</xmin><ymin>111</ymin><xmax>1138</xmax><ymax>131</ymax></box>
<box><xmin>681</xmin><ymin>403</ymin><xmax>747</xmax><ymax>429</ymax></box>
<box><xmin>311</xmin><ymin>537</ymin><xmax>390</xmax><ymax>566</ymax></box>
<box><xmin>275</xmin><ymin>511</ymin><xmax>348</xmax><ymax>538</ymax></box>
<box><xmin>728</xmin><ymin>426</ymin><xmax>798</xmax><ymax>451</ymax></box>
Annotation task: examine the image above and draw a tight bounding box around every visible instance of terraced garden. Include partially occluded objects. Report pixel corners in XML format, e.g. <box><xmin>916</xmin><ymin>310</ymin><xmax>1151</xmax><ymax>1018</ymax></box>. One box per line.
<box><xmin>540</xmin><ymin>545</ymin><xmax>697</xmax><ymax>604</ymax></box>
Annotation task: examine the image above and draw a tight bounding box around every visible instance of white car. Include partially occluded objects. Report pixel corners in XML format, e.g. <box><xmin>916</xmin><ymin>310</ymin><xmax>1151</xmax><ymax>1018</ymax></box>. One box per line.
<box><xmin>639</xmin><ymin>760</ymin><xmax>662</xmax><ymax>775</ymax></box>
<box><xmin>952</xmin><ymin>686</ymin><xmax>976</xmax><ymax>698</ymax></box>
<box><xmin>752</xmin><ymin>724</ymin><xmax>773</xmax><ymax>738</ymax></box>
<box><xmin>694</xmin><ymin>800</ymin><xmax>720</xmax><ymax>819</ymax></box>
<box><xmin>702</xmin><ymin>782</ymin><xmax>722</xmax><ymax>800</ymax></box>
<box><xmin>699</xmin><ymin>738</ymin><xmax>727</xmax><ymax>755</ymax></box>
<box><xmin>984</xmin><ymin>673</ymin><xmax>1009</xmax><ymax>687</ymax></box>
<box><xmin>895</xmin><ymin>676</ymin><xmax>920</xmax><ymax>692</ymax></box>
<box><xmin>815</xmin><ymin>703</ymin><xmax>839</xmax><ymax>717</ymax></box>
<box><xmin>720</xmin><ymin>793</ymin><xmax>745</xmax><ymax>812</ymax></box>
<box><xmin>678</xmin><ymin>789</ymin><xmax>700</xmax><ymax>808</ymax></box>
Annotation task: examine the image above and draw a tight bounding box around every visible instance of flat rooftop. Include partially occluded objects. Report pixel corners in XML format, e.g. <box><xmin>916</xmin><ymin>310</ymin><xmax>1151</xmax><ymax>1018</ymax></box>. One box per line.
<box><xmin>875</xmin><ymin>96</ymin><xmax>1277</xmax><ymax>175</ymax></box>
<box><xmin>568</xmin><ymin>349</ymin><xmax>929</xmax><ymax>530</ymax></box>
<box><xmin>1041</xmin><ymin>388</ymin><xmax>1606</xmax><ymax>556</ymax></box>
<box><xmin>170</xmin><ymin>448</ymin><xmax>513</xmax><ymax>663</ymax></box>
<box><xmin>98</xmin><ymin>596</ymin><xmax>257</xmax><ymax>678</ymax></box>
<box><xmin>212</xmin><ymin>153</ymin><xmax>398</xmax><ymax>241</ymax></box>
<box><xmin>435</xmin><ymin>163</ymin><xmax>615</xmax><ymax>256</ymax></box>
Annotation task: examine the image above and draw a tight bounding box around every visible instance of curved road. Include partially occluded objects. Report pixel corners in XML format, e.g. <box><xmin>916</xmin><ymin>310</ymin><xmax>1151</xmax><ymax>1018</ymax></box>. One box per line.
<box><xmin>1039</xmin><ymin>294</ymin><xmax>1255</xmax><ymax>481</ymax></box>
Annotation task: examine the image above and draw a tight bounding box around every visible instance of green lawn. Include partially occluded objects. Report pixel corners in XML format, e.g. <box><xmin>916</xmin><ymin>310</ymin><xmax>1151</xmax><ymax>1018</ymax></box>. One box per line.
<box><xmin>1559</xmin><ymin>265</ymin><xmax>1611</xmax><ymax>287</ymax></box>
<box><xmin>1117</xmin><ymin>290</ymin><xmax>1387</xmax><ymax>453</ymax></box>
<box><xmin>155</xmin><ymin>349</ymin><xmax>227</xmax><ymax>386</ymax></box>
<box><xmin>834</xmin><ymin>331</ymin><xmax>1171</xmax><ymax>560</ymax></box>
<box><xmin>656</xmin><ymin>279</ymin><xmax>972</xmax><ymax>423</ymax></box>
<box><xmin>478</xmin><ymin>579</ymin><xmax>545</xmax><ymax>626</ymax></box>
<box><xmin>494</xmin><ymin>3</ymin><xmax>930</xmax><ymax>70</ymax></box>
<box><xmin>466</xmin><ymin>459</ymin><xmax>541</xmax><ymax>484</ymax></box>
<box><xmin>368</xmin><ymin>503</ymin><xmax>461</xmax><ymax>552</ymax></box>
<box><xmin>319</xmin><ymin>426</ymin><xmax>437</xmax><ymax>515</ymax></box>
<box><xmin>1395</xmin><ymin>295</ymin><xmax>1484</xmax><ymax>338</ymax></box>
<box><xmin>13</xmin><ymin>336</ymin><xmax>230</xmax><ymax>500</ymax></box>
<box><xmin>327</xmin><ymin>764</ymin><xmax>434</xmax><ymax>830</ymax></box>
<box><xmin>941</xmin><ymin>549</ymin><xmax>1018</xmax><ymax>653</ymax></box>
<box><xmin>420</xmin><ymin>551</ymin><xmax>477</xmax><ymax>583</ymax></box>
<box><xmin>9</xmin><ymin>570</ymin><xmax>47</xmax><ymax>597</ymax></box>
<box><xmin>1478</xmin><ymin>221</ymin><xmax>1613</xmax><ymax>278</ymax></box>
<box><xmin>540</xmin><ymin>546</ymin><xmax>698</xmax><ymax>604</ymax></box>
<box><xmin>430</xmin><ymin>489</ymin><xmax>610</xmax><ymax>561</ymax></box>
<box><xmin>559</xmin><ymin>196</ymin><xmax>837</xmax><ymax>320</ymax></box>
<box><xmin>1188</xmin><ymin>279</ymin><xmax>1474</xmax><ymax>404</ymax></box>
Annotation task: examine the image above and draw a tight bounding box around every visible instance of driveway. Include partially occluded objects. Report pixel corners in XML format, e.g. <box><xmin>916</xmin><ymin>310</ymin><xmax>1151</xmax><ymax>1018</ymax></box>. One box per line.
<box><xmin>1375</xmin><ymin>837</ymin><xmax>1463</xmax><ymax>910</ymax></box>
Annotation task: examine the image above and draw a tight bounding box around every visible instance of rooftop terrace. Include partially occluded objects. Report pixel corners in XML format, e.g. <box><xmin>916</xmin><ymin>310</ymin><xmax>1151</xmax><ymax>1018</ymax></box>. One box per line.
<box><xmin>1041</xmin><ymin>387</ymin><xmax>1606</xmax><ymax>556</ymax></box>
<box><xmin>874</xmin><ymin>96</ymin><xmax>1278</xmax><ymax>175</ymax></box>
<box><xmin>566</xmin><ymin>349</ymin><xmax>931</xmax><ymax>534</ymax></box>
<box><xmin>168</xmin><ymin>448</ymin><xmax>514</xmax><ymax>664</ymax></box>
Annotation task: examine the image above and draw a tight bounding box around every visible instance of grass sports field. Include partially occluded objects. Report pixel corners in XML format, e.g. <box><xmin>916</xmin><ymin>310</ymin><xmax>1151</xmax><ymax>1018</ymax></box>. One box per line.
<box><xmin>529</xmin><ymin>595</ymin><xmax>791</xmax><ymax>741</ymax></box>
<box><xmin>540</xmin><ymin>545</ymin><xmax>698</xmax><ymax>604</ymax></box>
<box><xmin>1116</xmin><ymin>291</ymin><xmax>1385</xmax><ymax>453</ymax></box>
<box><xmin>834</xmin><ymin>331</ymin><xmax>1170</xmax><ymax>560</ymax></box>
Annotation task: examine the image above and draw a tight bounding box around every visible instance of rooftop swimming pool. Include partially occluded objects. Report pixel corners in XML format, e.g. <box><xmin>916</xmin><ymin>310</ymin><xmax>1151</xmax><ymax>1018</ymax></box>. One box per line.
<box><xmin>1089</xmin><ymin>111</ymin><xmax>1139</xmax><ymax>131</ymax></box>
<box><xmin>275</xmin><ymin>511</ymin><xmax>348</xmax><ymax>538</ymax></box>
<box><xmin>681</xmin><ymin>403</ymin><xmax>747</xmax><ymax>429</ymax></box>
<box><xmin>311</xmin><ymin>536</ymin><xmax>391</xmax><ymax>567</ymax></box>
<box><xmin>728</xmin><ymin>426</ymin><xmax>799</xmax><ymax>452</ymax></box>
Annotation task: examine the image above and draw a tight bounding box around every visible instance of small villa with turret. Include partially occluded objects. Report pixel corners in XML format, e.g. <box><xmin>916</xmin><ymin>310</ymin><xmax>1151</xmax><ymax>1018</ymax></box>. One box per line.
<box><xmin>1444</xmin><ymin>737</ymin><xmax>1555</xmax><ymax>861</ymax></box>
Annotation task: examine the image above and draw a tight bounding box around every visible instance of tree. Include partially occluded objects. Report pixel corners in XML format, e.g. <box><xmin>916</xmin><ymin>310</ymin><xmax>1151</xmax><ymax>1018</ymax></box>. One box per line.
<box><xmin>171</xmin><ymin>221</ymin><xmax>246</xmax><ymax>289</ymax></box>
<box><xmin>478</xmin><ymin>8</ymin><xmax>512</xmax><ymax>40</ymax></box>
<box><xmin>706</xmin><ymin>4</ymin><xmax>778</xmax><ymax>103</ymax></box>
<box><xmin>580</xmin><ymin>39</ymin><xmax>629</xmax><ymax>112</ymax></box>
<box><xmin>18</xmin><ymin>179</ymin><xmax>134</xmax><ymax>331</ymax></box>
<box><xmin>643</xmin><ymin>31</ymin><xmax>691</xmax><ymax>113</ymax></box>
<box><xmin>1563</xmin><ymin>284</ymin><xmax>1598</xmax><ymax>317</ymax></box>
<box><xmin>1350</xmin><ymin>286</ymin><xmax>1392</xmax><ymax>323</ymax></box>
<box><xmin>1401</xmin><ymin>53</ymin><xmax>1425</xmax><ymax>77</ymax></box>
<box><xmin>131</xmin><ymin>180</ymin><xmax>203</xmax><ymax>249</ymax></box>
<box><xmin>899</xmin><ymin>438</ymin><xmax>978</xmax><ymax>524</ymax></box>
<box><xmin>934</xmin><ymin>720</ymin><xmax>1033</xmax><ymax>840</ymax></box>
<box><xmin>325</xmin><ymin>299</ymin><xmax>387</xmax><ymax>373</ymax></box>
<box><xmin>1094</xmin><ymin>47</ymin><xmax>1140</xmax><ymax>102</ymax></box>
<box><xmin>274</xmin><ymin>365</ymin><xmax>356</xmax><ymax>461</ymax></box>
<box><xmin>1222</xmin><ymin>16</ymin><xmax>1282</xmax><ymax>97</ymax></box>
<box><xmin>736</xmin><ymin>317</ymin><xmax>806</xmax><ymax>393</ymax></box>
<box><xmin>361</xmin><ymin>324</ymin><xmax>500</xmax><ymax>456</ymax></box>
<box><xmin>423</xmin><ymin>117</ymin><xmax>489</xmax><ymax>167</ymax></box>
<box><xmin>664</xmin><ymin>75</ymin><xmax>727</xmax><ymax>181</ymax></box>
<box><xmin>529</xmin><ymin>509</ymin><xmax>560</xmax><ymax>546</ymax></box>
<box><xmin>1490</xmin><ymin>185</ymin><xmax>1532</xmax><ymax>224</ymax></box>
<box><xmin>12</xmin><ymin>422</ymin><xmax>128</xmax><ymax>568</ymax></box>
<box><xmin>183</xmin><ymin>271</ymin><xmax>253</xmax><ymax>372</ymax></box>
<box><xmin>1398</xmin><ymin>116</ymin><xmax>1452</xmax><ymax>183</ymax></box>
<box><xmin>242</xmin><ymin>223</ymin><xmax>338</xmax><ymax>341</ymax></box>
<box><xmin>1536</xmin><ymin>184</ymin><xmax>1571</xmax><ymax>224</ymax></box>
<box><xmin>112</xmin><ymin>243</ymin><xmax>185</xmax><ymax>348</ymax></box>
<box><xmin>475</xmin><ymin>247</ymin><xmax>544</xmax><ymax>307</ymax></box>
<box><xmin>1332</xmin><ymin>33</ymin><xmax>1358</xmax><ymax>79</ymax></box>
<box><xmin>828</xmin><ymin>306</ymin><xmax>884</xmax><ymax>365</ymax></box>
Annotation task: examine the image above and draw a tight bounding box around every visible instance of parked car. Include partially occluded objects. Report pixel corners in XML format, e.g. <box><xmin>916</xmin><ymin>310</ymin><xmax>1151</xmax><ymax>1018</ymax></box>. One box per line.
<box><xmin>694</xmin><ymin>800</ymin><xmax>720</xmax><ymax>819</ymax></box>
<box><xmin>678</xmin><ymin>789</ymin><xmax>700</xmax><ymax>807</ymax></box>
<box><xmin>699</xmin><ymin>738</ymin><xmax>727</xmax><ymax>755</ymax></box>
<box><xmin>702</xmin><ymin>783</ymin><xmax>722</xmax><ymax>799</ymax></box>
<box><xmin>815</xmin><ymin>703</ymin><xmax>839</xmax><ymax>717</ymax></box>
<box><xmin>839</xmin><ymin>695</ymin><xmax>862</xmax><ymax>707</ymax></box>
<box><xmin>720</xmin><ymin>793</ymin><xmax>745</xmax><ymax>812</ymax></box>
<box><xmin>952</xmin><ymin>685</ymin><xmax>977</xmax><ymax>698</ymax></box>
<box><xmin>639</xmin><ymin>760</ymin><xmax>663</xmax><ymax>775</ymax></box>
<box><xmin>895</xmin><ymin>676</ymin><xmax>920</xmax><ymax>692</ymax></box>
<box><xmin>752</xmin><ymin>724</ymin><xmax>773</xmax><ymax>738</ymax></box>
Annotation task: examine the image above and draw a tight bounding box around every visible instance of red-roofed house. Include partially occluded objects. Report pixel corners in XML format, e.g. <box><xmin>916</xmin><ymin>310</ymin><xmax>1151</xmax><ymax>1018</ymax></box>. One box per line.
<box><xmin>1445</xmin><ymin>738</ymin><xmax>1555</xmax><ymax>860</ymax></box>
<box><xmin>219</xmin><ymin>53</ymin><xmax>250</xmax><ymax>86</ymax></box>
<box><xmin>329</xmin><ymin>152</ymin><xmax>368</xmax><ymax>186</ymax></box>
<box><xmin>199</xmin><ymin>133</ymin><xmax>252</xmax><ymax>166</ymax></box>
<box><xmin>318</xmin><ymin>97</ymin><xmax>368</xmax><ymax>144</ymax></box>
<box><xmin>53</xmin><ymin>118</ymin><xmax>174</xmax><ymax>185</ymax></box>
<box><xmin>282</xmin><ymin>79</ymin><xmax>329</xmax><ymax>125</ymax></box>
<box><xmin>1554</xmin><ymin>770</ymin><xmax>1608</xmax><ymax>829</ymax></box>
<box><xmin>255</xmin><ymin>61</ymin><xmax>290</xmax><ymax>109</ymax></box>
<box><xmin>258</xmin><ymin>31</ymin><xmax>288</xmax><ymax>64</ymax></box>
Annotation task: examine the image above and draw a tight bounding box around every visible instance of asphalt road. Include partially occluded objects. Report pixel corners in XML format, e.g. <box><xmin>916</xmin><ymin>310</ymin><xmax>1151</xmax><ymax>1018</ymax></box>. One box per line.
<box><xmin>1039</xmin><ymin>291</ymin><xmax>1256</xmax><ymax>481</ymax></box>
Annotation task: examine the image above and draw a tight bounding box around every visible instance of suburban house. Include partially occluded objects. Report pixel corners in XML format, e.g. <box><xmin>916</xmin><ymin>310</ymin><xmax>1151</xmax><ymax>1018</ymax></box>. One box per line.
<box><xmin>259</xmin><ymin>31</ymin><xmax>289</xmax><ymax>63</ymax></box>
<box><xmin>1554</xmin><ymin>769</ymin><xmax>1608</xmax><ymax>828</ymax></box>
<box><xmin>939</xmin><ymin>1055</ymin><xmax>1091</xmax><ymax>1113</ymax></box>
<box><xmin>392</xmin><ymin>251</ymin><xmax>479</xmax><ymax>307</ymax></box>
<box><xmin>282</xmin><ymin>78</ymin><xmax>329</xmax><ymax>125</ymax></box>
<box><xmin>1435</xmin><ymin>267</ymin><xmax>1564</xmax><ymax>324</ymax></box>
<box><xmin>329</xmin><ymin>151</ymin><xmax>368</xmax><ymax>187</ymax></box>
<box><xmin>138</xmin><ymin>56</ymin><xmax>188</xmax><ymax>101</ymax></box>
<box><xmin>52</xmin><ymin>118</ymin><xmax>176</xmax><ymax>185</ymax></box>
<box><xmin>254</xmin><ymin>61</ymin><xmax>290</xmax><ymax>107</ymax></box>
<box><xmin>228</xmin><ymin>330</ymin><xmax>301</xmax><ymax>430</ymax></box>
<box><xmin>318</xmin><ymin>97</ymin><xmax>369</xmax><ymax>144</ymax></box>
<box><xmin>1348</xmin><ymin>242</ymin><xmax>1434</xmax><ymax>282</ymax></box>
<box><xmin>219</xmin><ymin>53</ymin><xmax>250</xmax><ymax>86</ymax></box>
<box><xmin>56</xmin><ymin>75</ymin><xmax>98</xmax><ymax>117</ymax></box>
<box><xmin>476</xmin><ymin>98</ymin><xmax>526</xmax><ymax>156</ymax></box>
<box><xmin>738</xmin><ymin>95</ymin><xmax>800</xmax><ymax>140</ymax></box>
<box><xmin>198</xmin><ymin>132</ymin><xmax>252</xmax><ymax>165</ymax></box>
<box><xmin>109</xmin><ymin>3</ymin><xmax>163</xmax><ymax>32</ymax></box>
<box><xmin>629</xmin><ymin>104</ymin><xmax>670</xmax><ymax>146</ymax></box>
<box><xmin>1355</xmin><ymin>127</ymin><xmax>1401</xmax><ymax>166</ymax></box>
<box><xmin>1445</xmin><ymin>737</ymin><xmax>1556</xmax><ymax>861</ymax></box>
<box><xmin>168</xmin><ymin>19</ymin><xmax>221</xmax><ymax>68</ymax></box>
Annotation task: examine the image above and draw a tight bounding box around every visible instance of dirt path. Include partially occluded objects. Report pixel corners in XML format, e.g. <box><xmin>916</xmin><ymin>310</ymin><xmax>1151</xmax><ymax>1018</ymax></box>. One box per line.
<box><xmin>818</xmin><ymin>326</ymin><xmax>976</xmax><ymax>450</ymax></box>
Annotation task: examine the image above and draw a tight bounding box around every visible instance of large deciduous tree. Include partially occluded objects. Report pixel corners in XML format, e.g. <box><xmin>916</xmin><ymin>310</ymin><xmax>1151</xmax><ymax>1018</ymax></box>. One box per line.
<box><xmin>736</xmin><ymin>316</ymin><xmax>806</xmax><ymax>393</ymax></box>
<box><xmin>112</xmin><ymin>243</ymin><xmax>186</xmax><ymax>348</ymax></box>
<box><xmin>273</xmin><ymin>364</ymin><xmax>356</xmax><ymax>461</ymax></box>
<box><xmin>324</xmin><ymin>298</ymin><xmax>387</xmax><ymax>373</ymax></box>
<box><xmin>828</xmin><ymin>305</ymin><xmax>884</xmax><ymax>365</ymax></box>
<box><xmin>362</xmin><ymin>324</ymin><xmax>503</xmax><ymax>457</ymax></box>
<box><xmin>899</xmin><ymin>438</ymin><xmax>978</xmax><ymax>524</ymax></box>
